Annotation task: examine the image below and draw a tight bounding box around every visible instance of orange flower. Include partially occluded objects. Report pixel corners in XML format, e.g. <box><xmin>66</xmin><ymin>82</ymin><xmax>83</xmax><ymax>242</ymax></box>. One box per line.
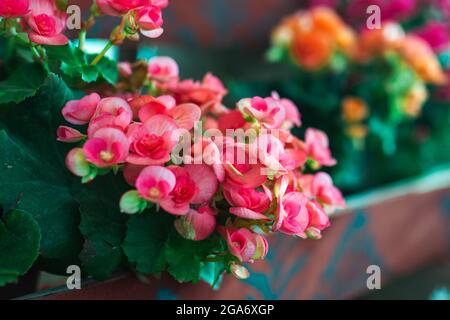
<box><xmin>311</xmin><ymin>7</ymin><xmax>357</xmax><ymax>55</ymax></box>
<box><xmin>354</xmin><ymin>22</ymin><xmax>404</xmax><ymax>62</ymax></box>
<box><xmin>341</xmin><ymin>97</ymin><xmax>368</xmax><ymax>123</ymax></box>
<box><xmin>290</xmin><ymin>30</ymin><xmax>334</xmax><ymax>70</ymax></box>
<box><xmin>271</xmin><ymin>7</ymin><xmax>356</xmax><ymax>70</ymax></box>
<box><xmin>397</xmin><ymin>36</ymin><xmax>447</xmax><ymax>85</ymax></box>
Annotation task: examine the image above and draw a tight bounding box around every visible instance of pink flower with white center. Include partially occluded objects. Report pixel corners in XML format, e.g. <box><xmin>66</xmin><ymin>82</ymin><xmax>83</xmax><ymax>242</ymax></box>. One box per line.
<box><xmin>148</xmin><ymin>56</ymin><xmax>179</xmax><ymax>83</ymax></box>
<box><xmin>135</xmin><ymin>5</ymin><xmax>164</xmax><ymax>38</ymax></box>
<box><xmin>276</xmin><ymin>192</ymin><xmax>310</xmax><ymax>238</ymax></box>
<box><xmin>311</xmin><ymin>172</ymin><xmax>345</xmax><ymax>209</ymax></box>
<box><xmin>62</xmin><ymin>93</ymin><xmax>101</xmax><ymax>125</ymax></box>
<box><xmin>223</xmin><ymin>228</ymin><xmax>268</xmax><ymax>262</ymax></box>
<box><xmin>127</xmin><ymin>114</ymin><xmax>180</xmax><ymax>165</ymax></box>
<box><xmin>26</xmin><ymin>0</ymin><xmax>68</xmax><ymax>45</ymax></box>
<box><xmin>174</xmin><ymin>205</ymin><xmax>217</xmax><ymax>241</ymax></box>
<box><xmin>160</xmin><ymin>164</ymin><xmax>218</xmax><ymax>215</ymax></box>
<box><xmin>83</xmin><ymin>127</ymin><xmax>130</xmax><ymax>168</ymax></box>
<box><xmin>222</xmin><ymin>182</ymin><xmax>271</xmax><ymax>221</ymax></box>
<box><xmin>0</xmin><ymin>0</ymin><xmax>29</xmax><ymax>18</ymax></box>
<box><xmin>57</xmin><ymin>126</ymin><xmax>85</xmax><ymax>143</ymax></box>
<box><xmin>305</xmin><ymin>128</ymin><xmax>336</xmax><ymax>167</ymax></box>
<box><xmin>135</xmin><ymin>165</ymin><xmax>176</xmax><ymax>202</ymax></box>
<box><xmin>237</xmin><ymin>96</ymin><xmax>286</xmax><ymax>129</ymax></box>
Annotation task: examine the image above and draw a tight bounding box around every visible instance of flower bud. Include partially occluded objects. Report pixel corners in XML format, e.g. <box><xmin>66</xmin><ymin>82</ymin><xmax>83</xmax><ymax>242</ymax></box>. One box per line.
<box><xmin>120</xmin><ymin>190</ymin><xmax>147</xmax><ymax>214</ymax></box>
<box><xmin>65</xmin><ymin>148</ymin><xmax>91</xmax><ymax>178</ymax></box>
<box><xmin>230</xmin><ymin>263</ymin><xmax>250</xmax><ymax>280</ymax></box>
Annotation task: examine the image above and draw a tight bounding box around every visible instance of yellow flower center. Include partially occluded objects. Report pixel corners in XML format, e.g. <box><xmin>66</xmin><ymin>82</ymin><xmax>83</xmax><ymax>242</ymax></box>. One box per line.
<box><xmin>149</xmin><ymin>187</ymin><xmax>160</xmax><ymax>199</ymax></box>
<box><xmin>100</xmin><ymin>151</ymin><xmax>114</xmax><ymax>162</ymax></box>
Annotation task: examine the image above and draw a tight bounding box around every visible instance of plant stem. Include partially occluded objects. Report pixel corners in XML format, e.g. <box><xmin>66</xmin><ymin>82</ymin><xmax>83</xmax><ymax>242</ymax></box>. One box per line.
<box><xmin>90</xmin><ymin>41</ymin><xmax>113</xmax><ymax>66</ymax></box>
<box><xmin>78</xmin><ymin>29</ymin><xmax>86</xmax><ymax>50</ymax></box>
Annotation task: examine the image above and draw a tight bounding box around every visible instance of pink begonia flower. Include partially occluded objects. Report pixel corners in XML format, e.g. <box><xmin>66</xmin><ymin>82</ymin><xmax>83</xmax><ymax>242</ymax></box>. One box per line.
<box><xmin>135</xmin><ymin>5</ymin><xmax>164</xmax><ymax>38</ymax></box>
<box><xmin>135</xmin><ymin>165</ymin><xmax>176</xmax><ymax>202</ymax></box>
<box><xmin>305</xmin><ymin>128</ymin><xmax>336</xmax><ymax>167</ymax></box>
<box><xmin>132</xmin><ymin>95</ymin><xmax>201</xmax><ymax>130</ymax></box>
<box><xmin>174</xmin><ymin>205</ymin><xmax>217</xmax><ymax>241</ymax></box>
<box><xmin>130</xmin><ymin>95</ymin><xmax>174</xmax><ymax>120</ymax></box>
<box><xmin>92</xmin><ymin>97</ymin><xmax>133</xmax><ymax>130</ymax></box>
<box><xmin>160</xmin><ymin>164</ymin><xmax>218</xmax><ymax>215</ymax></box>
<box><xmin>127</xmin><ymin>114</ymin><xmax>180</xmax><ymax>165</ymax></box>
<box><xmin>118</xmin><ymin>62</ymin><xmax>133</xmax><ymax>78</ymax></box>
<box><xmin>123</xmin><ymin>163</ymin><xmax>145</xmax><ymax>186</ymax></box>
<box><xmin>217</xmin><ymin>110</ymin><xmax>247</xmax><ymax>132</ymax></box>
<box><xmin>271</xmin><ymin>92</ymin><xmax>302</xmax><ymax>129</ymax></box>
<box><xmin>222</xmin><ymin>142</ymin><xmax>267</xmax><ymax>189</ymax></box>
<box><xmin>96</xmin><ymin>0</ymin><xmax>148</xmax><ymax>16</ymax></box>
<box><xmin>222</xmin><ymin>182</ymin><xmax>271</xmax><ymax>221</ymax></box>
<box><xmin>249</xmin><ymin>133</ymin><xmax>288</xmax><ymax>175</ymax></box>
<box><xmin>26</xmin><ymin>0</ymin><xmax>68</xmax><ymax>45</ymax></box>
<box><xmin>167</xmin><ymin>73</ymin><xmax>228</xmax><ymax>115</ymax></box>
<box><xmin>305</xmin><ymin>199</ymin><xmax>330</xmax><ymax>239</ymax></box>
<box><xmin>62</xmin><ymin>93</ymin><xmax>101</xmax><ymax>125</ymax></box>
<box><xmin>57</xmin><ymin>126</ymin><xmax>85</xmax><ymax>143</ymax></box>
<box><xmin>96</xmin><ymin>0</ymin><xmax>168</xmax><ymax>16</ymax></box>
<box><xmin>277</xmin><ymin>192</ymin><xmax>310</xmax><ymax>238</ymax></box>
<box><xmin>237</xmin><ymin>96</ymin><xmax>286</xmax><ymax>129</ymax></box>
<box><xmin>415</xmin><ymin>21</ymin><xmax>450</xmax><ymax>52</ymax></box>
<box><xmin>83</xmin><ymin>127</ymin><xmax>130</xmax><ymax>168</ymax></box>
<box><xmin>148</xmin><ymin>56</ymin><xmax>179</xmax><ymax>83</ymax></box>
<box><xmin>66</xmin><ymin>148</ymin><xmax>91</xmax><ymax>178</ymax></box>
<box><xmin>311</xmin><ymin>172</ymin><xmax>346</xmax><ymax>208</ymax></box>
<box><xmin>187</xmin><ymin>138</ymin><xmax>225</xmax><ymax>182</ymax></box>
<box><xmin>223</xmin><ymin>228</ymin><xmax>268</xmax><ymax>262</ymax></box>
<box><xmin>0</xmin><ymin>0</ymin><xmax>29</xmax><ymax>18</ymax></box>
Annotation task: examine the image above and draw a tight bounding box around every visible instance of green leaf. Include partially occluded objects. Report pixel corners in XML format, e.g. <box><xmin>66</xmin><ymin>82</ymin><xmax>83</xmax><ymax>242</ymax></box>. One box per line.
<box><xmin>93</xmin><ymin>55</ymin><xmax>119</xmax><ymax>85</ymax></box>
<box><xmin>0</xmin><ymin>209</ymin><xmax>41</xmax><ymax>286</ymax></box>
<box><xmin>165</xmin><ymin>231</ymin><xmax>217</xmax><ymax>283</ymax></box>
<box><xmin>199</xmin><ymin>261</ymin><xmax>225</xmax><ymax>290</ymax></box>
<box><xmin>46</xmin><ymin>42</ymin><xmax>118</xmax><ymax>85</ymax></box>
<box><xmin>0</xmin><ymin>74</ymin><xmax>83</xmax><ymax>264</ymax></box>
<box><xmin>77</xmin><ymin>175</ymin><xmax>129</xmax><ymax>280</ymax></box>
<box><xmin>122</xmin><ymin>212</ymin><xmax>173</xmax><ymax>275</ymax></box>
<box><xmin>0</xmin><ymin>63</ymin><xmax>48</xmax><ymax>104</ymax></box>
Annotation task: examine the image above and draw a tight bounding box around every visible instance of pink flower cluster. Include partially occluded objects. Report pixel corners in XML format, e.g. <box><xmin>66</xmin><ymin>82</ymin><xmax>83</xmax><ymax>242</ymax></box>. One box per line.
<box><xmin>96</xmin><ymin>0</ymin><xmax>169</xmax><ymax>38</ymax></box>
<box><xmin>59</xmin><ymin>56</ymin><xmax>345</xmax><ymax>267</ymax></box>
<box><xmin>0</xmin><ymin>0</ymin><xmax>68</xmax><ymax>45</ymax></box>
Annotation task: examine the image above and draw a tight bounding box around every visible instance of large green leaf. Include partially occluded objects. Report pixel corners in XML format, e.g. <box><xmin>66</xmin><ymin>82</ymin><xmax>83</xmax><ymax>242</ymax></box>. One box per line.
<box><xmin>0</xmin><ymin>74</ymin><xmax>83</xmax><ymax>264</ymax></box>
<box><xmin>0</xmin><ymin>63</ymin><xmax>48</xmax><ymax>104</ymax></box>
<box><xmin>77</xmin><ymin>175</ymin><xmax>129</xmax><ymax>280</ymax></box>
<box><xmin>165</xmin><ymin>232</ymin><xmax>218</xmax><ymax>283</ymax></box>
<box><xmin>122</xmin><ymin>212</ymin><xmax>173</xmax><ymax>275</ymax></box>
<box><xmin>0</xmin><ymin>209</ymin><xmax>41</xmax><ymax>286</ymax></box>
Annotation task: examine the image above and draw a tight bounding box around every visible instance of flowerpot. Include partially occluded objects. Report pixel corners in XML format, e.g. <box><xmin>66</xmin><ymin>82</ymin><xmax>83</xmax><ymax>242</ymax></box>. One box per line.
<box><xmin>21</xmin><ymin>167</ymin><xmax>450</xmax><ymax>300</ymax></box>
